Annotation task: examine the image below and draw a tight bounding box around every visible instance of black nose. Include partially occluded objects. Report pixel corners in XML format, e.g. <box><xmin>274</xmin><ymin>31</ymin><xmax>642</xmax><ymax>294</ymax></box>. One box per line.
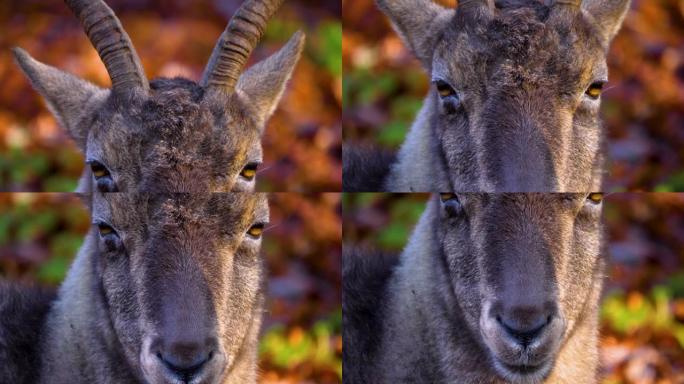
<box><xmin>496</xmin><ymin>305</ymin><xmax>554</xmax><ymax>347</ymax></box>
<box><xmin>157</xmin><ymin>341</ymin><xmax>214</xmax><ymax>381</ymax></box>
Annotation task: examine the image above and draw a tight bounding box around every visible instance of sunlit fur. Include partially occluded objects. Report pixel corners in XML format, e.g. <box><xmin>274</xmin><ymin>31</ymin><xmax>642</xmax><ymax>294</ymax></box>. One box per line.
<box><xmin>343</xmin><ymin>194</ymin><xmax>605</xmax><ymax>383</ymax></box>
<box><xmin>14</xmin><ymin>31</ymin><xmax>303</xmax><ymax>192</ymax></box>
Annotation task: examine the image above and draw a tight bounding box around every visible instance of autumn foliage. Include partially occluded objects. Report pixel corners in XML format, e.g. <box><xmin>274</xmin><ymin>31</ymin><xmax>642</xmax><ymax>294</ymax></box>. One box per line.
<box><xmin>0</xmin><ymin>0</ymin><xmax>342</xmax><ymax>192</ymax></box>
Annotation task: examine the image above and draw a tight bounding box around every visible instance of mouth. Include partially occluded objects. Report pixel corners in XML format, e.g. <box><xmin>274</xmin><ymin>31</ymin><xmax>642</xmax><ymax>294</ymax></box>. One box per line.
<box><xmin>501</xmin><ymin>361</ymin><xmax>545</xmax><ymax>375</ymax></box>
<box><xmin>492</xmin><ymin>357</ymin><xmax>553</xmax><ymax>384</ymax></box>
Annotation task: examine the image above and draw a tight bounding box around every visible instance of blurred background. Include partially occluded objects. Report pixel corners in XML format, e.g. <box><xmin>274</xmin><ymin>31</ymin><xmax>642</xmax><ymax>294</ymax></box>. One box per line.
<box><xmin>343</xmin><ymin>0</ymin><xmax>684</xmax><ymax>192</ymax></box>
<box><xmin>0</xmin><ymin>193</ymin><xmax>342</xmax><ymax>384</ymax></box>
<box><xmin>343</xmin><ymin>193</ymin><xmax>684</xmax><ymax>384</ymax></box>
<box><xmin>0</xmin><ymin>0</ymin><xmax>341</xmax><ymax>192</ymax></box>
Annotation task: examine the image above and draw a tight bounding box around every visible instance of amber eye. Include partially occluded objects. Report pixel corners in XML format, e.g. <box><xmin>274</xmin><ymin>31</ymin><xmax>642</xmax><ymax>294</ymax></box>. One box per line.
<box><xmin>97</xmin><ymin>223</ymin><xmax>115</xmax><ymax>236</ymax></box>
<box><xmin>247</xmin><ymin>224</ymin><xmax>264</xmax><ymax>239</ymax></box>
<box><xmin>587</xmin><ymin>193</ymin><xmax>604</xmax><ymax>204</ymax></box>
<box><xmin>435</xmin><ymin>80</ymin><xmax>456</xmax><ymax>98</ymax></box>
<box><xmin>585</xmin><ymin>82</ymin><xmax>605</xmax><ymax>100</ymax></box>
<box><xmin>440</xmin><ymin>193</ymin><xmax>457</xmax><ymax>202</ymax></box>
<box><xmin>240</xmin><ymin>163</ymin><xmax>259</xmax><ymax>181</ymax></box>
<box><xmin>88</xmin><ymin>160</ymin><xmax>110</xmax><ymax>179</ymax></box>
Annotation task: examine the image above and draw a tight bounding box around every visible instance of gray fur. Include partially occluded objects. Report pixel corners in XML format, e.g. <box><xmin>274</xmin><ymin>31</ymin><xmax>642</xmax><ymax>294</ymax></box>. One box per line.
<box><xmin>356</xmin><ymin>0</ymin><xmax>631</xmax><ymax>192</ymax></box>
<box><xmin>13</xmin><ymin>0</ymin><xmax>304</xmax><ymax>192</ymax></box>
<box><xmin>0</xmin><ymin>282</ymin><xmax>56</xmax><ymax>383</ymax></box>
<box><xmin>36</xmin><ymin>193</ymin><xmax>269</xmax><ymax>384</ymax></box>
<box><xmin>343</xmin><ymin>194</ymin><xmax>605</xmax><ymax>383</ymax></box>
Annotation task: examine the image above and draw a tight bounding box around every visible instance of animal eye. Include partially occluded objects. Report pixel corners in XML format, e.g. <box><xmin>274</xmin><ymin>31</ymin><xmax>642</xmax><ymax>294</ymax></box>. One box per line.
<box><xmin>88</xmin><ymin>160</ymin><xmax>110</xmax><ymax>179</ymax></box>
<box><xmin>434</xmin><ymin>80</ymin><xmax>456</xmax><ymax>98</ymax></box>
<box><xmin>440</xmin><ymin>193</ymin><xmax>464</xmax><ymax>216</ymax></box>
<box><xmin>240</xmin><ymin>163</ymin><xmax>259</xmax><ymax>181</ymax></box>
<box><xmin>96</xmin><ymin>222</ymin><xmax>122</xmax><ymax>251</ymax></box>
<box><xmin>585</xmin><ymin>82</ymin><xmax>605</xmax><ymax>100</ymax></box>
<box><xmin>87</xmin><ymin>160</ymin><xmax>117</xmax><ymax>192</ymax></box>
<box><xmin>587</xmin><ymin>193</ymin><xmax>604</xmax><ymax>204</ymax></box>
<box><xmin>246</xmin><ymin>224</ymin><xmax>264</xmax><ymax>239</ymax></box>
<box><xmin>98</xmin><ymin>223</ymin><xmax>114</xmax><ymax>235</ymax></box>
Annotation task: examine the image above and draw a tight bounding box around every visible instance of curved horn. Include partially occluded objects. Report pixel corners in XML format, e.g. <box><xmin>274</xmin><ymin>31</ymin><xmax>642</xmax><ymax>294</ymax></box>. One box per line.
<box><xmin>64</xmin><ymin>0</ymin><xmax>147</xmax><ymax>95</ymax></box>
<box><xmin>554</xmin><ymin>0</ymin><xmax>582</xmax><ymax>7</ymax></box>
<box><xmin>201</xmin><ymin>0</ymin><xmax>284</xmax><ymax>92</ymax></box>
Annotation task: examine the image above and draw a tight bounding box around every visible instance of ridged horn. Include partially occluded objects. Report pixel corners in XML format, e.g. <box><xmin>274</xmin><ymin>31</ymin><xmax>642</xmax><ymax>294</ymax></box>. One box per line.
<box><xmin>553</xmin><ymin>0</ymin><xmax>582</xmax><ymax>9</ymax></box>
<box><xmin>201</xmin><ymin>0</ymin><xmax>284</xmax><ymax>93</ymax></box>
<box><xmin>64</xmin><ymin>0</ymin><xmax>148</xmax><ymax>95</ymax></box>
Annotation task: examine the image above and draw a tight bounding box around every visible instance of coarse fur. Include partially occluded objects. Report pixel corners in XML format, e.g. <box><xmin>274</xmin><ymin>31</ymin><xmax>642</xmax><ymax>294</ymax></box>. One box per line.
<box><xmin>34</xmin><ymin>193</ymin><xmax>269</xmax><ymax>384</ymax></box>
<box><xmin>341</xmin><ymin>247</ymin><xmax>399</xmax><ymax>383</ymax></box>
<box><xmin>346</xmin><ymin>0</ymin><xmax>631</xmax><ymax>192</ymax></box>
<box><xmin>343</xmin><ymin>194</ymin><xmax>605</xmax><ymax>383</ymax></box>
<box><xmin>12</xmin><ymin>0</ymin><xmax>304</xmax><ymax>192</ymax></box>
<box><xmin>342</xmin><ymin>146</ymin><xmax>396</xmax><ymax>192</ymax></box>
<box><xmin>0</xmin><ymin>282</ymin><xmax>56</xmax><ymax>383</ymax></box>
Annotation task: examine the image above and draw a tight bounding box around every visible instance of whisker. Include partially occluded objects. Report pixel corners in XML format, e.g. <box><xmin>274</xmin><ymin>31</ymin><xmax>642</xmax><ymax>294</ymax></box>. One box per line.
<box><xmin>257</xmin><ymin>163</ymin><xmax>275</xmax><ymax>175</ymax></box>
<box><xmin>264</xmin><ymin>221</ymin><xmax>283</xmax><ymax>233</ymax></box>
<box><xmin>602</xmin><ymin>84</ymin><xmax>620</xmax><ymax>94</ymax></box>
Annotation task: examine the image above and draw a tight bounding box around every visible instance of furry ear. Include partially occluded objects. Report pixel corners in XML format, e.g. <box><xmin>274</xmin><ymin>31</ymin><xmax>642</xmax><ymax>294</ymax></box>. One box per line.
<box><xmin>376</xmin><ymin>0</ymin><xmax>454</xmax><ymax>69</ymax></box>
<box><xmin>236</xmin><ymin>31</ymin><xmax>305</xmax><ymax>131</ymax></box>
<box><xmin>13</xmin><ymin>48</ymin><xmax>109</xmax><ymax>149</ymax></box>
<box><xmin>583</xmin><ymin>0</ymin><xmax>631</xmax><ymax>42</ymax></box>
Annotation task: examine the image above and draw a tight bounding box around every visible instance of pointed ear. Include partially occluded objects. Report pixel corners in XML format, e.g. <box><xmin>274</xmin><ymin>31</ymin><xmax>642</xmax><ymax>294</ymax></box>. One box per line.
<box><xmin>13</xmin><ymin>47</ymin><xmax>109</xmax><ymax>149</ymax></box>
<box><xmin>376</xmin><ymin>0</ymin><xmax>454</xmax><ymax>69</ymax></box>
<box><xmin>583</xmin><ymin>0</ymin><xmax>631</xmax><ymax>43</ymax></box>
<box><xmin>236</xmin><ymin>31</ymin><xmax>305</xmax><ymax>131</ymax></box>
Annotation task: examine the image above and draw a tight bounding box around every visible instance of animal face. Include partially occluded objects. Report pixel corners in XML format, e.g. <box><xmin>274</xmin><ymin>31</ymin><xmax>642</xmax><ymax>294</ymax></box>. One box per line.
<box><xmin>14</xmin><ymin>0</ymin><xmax>304</xmax><ymax>192</ymax></box>
<box><xmin>378</xmin><ymin>0</ymin><xmax>630</xmax><ymax>191</ymax></box>
<box><xmin>435</xmin><ymin>193</ymin><xmax>603</xmax><ymax>383</ymax></box>
<box><xmin>90</xmin><ymin>193</ymin><xmax>268</xmax><ymax>384</ymax></box>
<box><xmin>82</xmin><ymin>79</ymin><xmax>264</xmax><ymax>193</ymax></box>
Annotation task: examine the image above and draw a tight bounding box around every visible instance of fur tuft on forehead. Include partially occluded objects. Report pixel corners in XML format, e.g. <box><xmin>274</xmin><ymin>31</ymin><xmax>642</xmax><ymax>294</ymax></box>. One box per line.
<box><xmin>493</xmin><ymin>0</ymin><xmax>550</xmax><ymax>20</ymax></box>
<box><xmin>126</xmin><ymin>78</ymin><xmax>258</xmax><ymax>193</ymax></box>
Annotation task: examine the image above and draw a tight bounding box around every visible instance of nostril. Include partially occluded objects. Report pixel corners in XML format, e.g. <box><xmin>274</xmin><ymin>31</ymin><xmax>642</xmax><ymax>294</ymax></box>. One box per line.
<box><xmin>158</xmin><ymin>349</ymin><xmax>212</xmax><ymax>380</ymax></box>
<box><xmin>497</xmin><ymin>312</ymin><xmax>553</xmax><ymax>347</ymax></box>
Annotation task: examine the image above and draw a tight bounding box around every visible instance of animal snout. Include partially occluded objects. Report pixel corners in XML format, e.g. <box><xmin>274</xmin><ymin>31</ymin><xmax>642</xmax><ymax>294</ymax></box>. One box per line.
<box><xmin>495</xmin><ymin>305</ymin><xmax>555</xmax><ymax>347</ymax></box>
<box><xmin>142</xmin><ymin>335</ymin><xmax>227</xmax><ymax>384</ymax></box>
<box><xmin>481</xmin><ymin>300</ymin><xmax>565</xmax><ymax>377</ymax></box>
<box><xmin>156</xmin><ymin>340</ymin><xmax>215</xmax><ymax>381</ymax></box>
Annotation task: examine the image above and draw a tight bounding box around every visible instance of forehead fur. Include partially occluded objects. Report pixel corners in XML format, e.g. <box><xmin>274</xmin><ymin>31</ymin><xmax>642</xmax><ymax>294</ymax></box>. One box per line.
<box><xmin>88</xmin><ymin>78</ymin><xmax>261</xmax><ymax>192</ymax></box>
<box><xmin>92</xmin><ymin>193</ymin><xmax>269</xmax><ymax>236</ymax></box>
<box><xmin>438</xmin><ymin>1</ymin><xmax>605</xmax><ymax>88</ymax></box>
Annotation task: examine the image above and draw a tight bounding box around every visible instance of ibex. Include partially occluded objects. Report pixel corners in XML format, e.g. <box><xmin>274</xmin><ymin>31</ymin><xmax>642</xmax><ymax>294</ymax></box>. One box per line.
<box><xmin>343</xmin><ymin>0</ymin><xmax>630</xmax><ymax>192</ymax></box>
<box><xmin>13</xmin><ymin>0</ymin><xmax>304</xmax><ymax>193</ymax></box>
<box><xmin>343</xmin><ymin>193</ymin><xmax>605</xmax><ymax>383</ymax></box>
<box><xmin>1</xmin><ymin>193</ymin><xmax>269</xmax><ymax>384</ymax></box>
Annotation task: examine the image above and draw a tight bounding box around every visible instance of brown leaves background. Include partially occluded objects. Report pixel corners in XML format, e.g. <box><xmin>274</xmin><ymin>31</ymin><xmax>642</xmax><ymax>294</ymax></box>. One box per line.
<box><xmin>0</xmin><ymin>0</ymin><xmax>342</xmax><ymax>192</ymax></box>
